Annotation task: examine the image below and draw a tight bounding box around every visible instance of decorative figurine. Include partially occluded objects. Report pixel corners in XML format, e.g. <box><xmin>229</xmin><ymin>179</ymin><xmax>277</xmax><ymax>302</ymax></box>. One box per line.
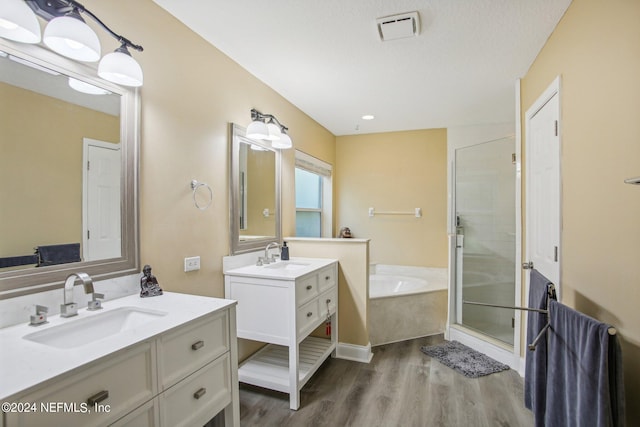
<box><xmin>140</xmin><ymin>264</ymin><xmax>163</xmax><ymax>298</ymax></box>
<box><xmin>338</xmin><ymin>227</ymin><xmax>353</xmax><ymax>238</ymax></box>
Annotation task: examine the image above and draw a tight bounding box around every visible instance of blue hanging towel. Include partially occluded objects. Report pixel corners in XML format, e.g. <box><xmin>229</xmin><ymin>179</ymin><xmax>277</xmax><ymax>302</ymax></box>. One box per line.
<box><xmin>524</xmin><ymin>268</ymin><xmax>555</xmax><ymax>426</ymax></box>
<box><xmin>545</xmin><ymin>300</ymin><xmax>625</xmax><ymax>427</ymax></box>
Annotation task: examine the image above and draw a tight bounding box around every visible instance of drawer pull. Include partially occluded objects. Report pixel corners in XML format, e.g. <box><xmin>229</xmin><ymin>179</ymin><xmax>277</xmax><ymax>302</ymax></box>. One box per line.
<box><xmin>306</xmin><ymin>285</ymin><xmax>313</xmax><ymax>290</ymax></box>
<box><xmin>87</xmin><ymin>390</ymin><xmax>109</xmax><ymax>406</ymax></box>
<box><xmin>326</xmin><ymin>299</ymin><xmax>331</xmax><ymax>304</ymax></box>
<box><xmin>307</xmin><ymin>311</ymin><xmax>313</xmax><ymax>317</ymax></box>
<box><xmin>325</xmin><ymin>276</ymin><xmax>331</xmax><ymax>281</ymax></box>
<box><xmin>191</xmin><ymin>340</ymin><xmax>205</xmax><ymax>350</ymax></box>
<box><xmin>193</xmin><ymin>387</ymin><xmax>207</xmax><ymax>399</ymax></box>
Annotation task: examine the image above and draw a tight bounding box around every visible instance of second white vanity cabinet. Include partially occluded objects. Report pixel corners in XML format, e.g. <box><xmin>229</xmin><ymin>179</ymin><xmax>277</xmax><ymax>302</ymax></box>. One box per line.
<box><xmin>224</xmin><ymin>258</ymin><xmax>338</xmax><ymax>410</ymax></box>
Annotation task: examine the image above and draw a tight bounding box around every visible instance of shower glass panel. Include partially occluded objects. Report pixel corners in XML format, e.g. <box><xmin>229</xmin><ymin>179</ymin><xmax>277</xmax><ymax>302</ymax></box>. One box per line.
<box><xmin>454</xmin><ymin>137</ymin><xmax>516</xmax><ymax>345</ymax></box>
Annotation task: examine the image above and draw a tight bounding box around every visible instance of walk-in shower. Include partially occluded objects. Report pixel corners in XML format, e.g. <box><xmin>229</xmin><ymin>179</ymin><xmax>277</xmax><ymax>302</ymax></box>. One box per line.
<box><xmin>453</xmin><ymin>136</ymin><xmax>516</xmax><ymax>346</ymax></box>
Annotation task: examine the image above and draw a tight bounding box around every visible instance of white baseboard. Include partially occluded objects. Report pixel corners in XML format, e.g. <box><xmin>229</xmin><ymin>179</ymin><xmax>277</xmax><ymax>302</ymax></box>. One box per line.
<box><xmin>518</xmin><ymin>356</ymin><xmax>526</xmax><ymax>377</ymax></box>
<box><xmin>336</xmin><ymin>342</ymin><xmax>374</xmax><ymax>363</ymax></box>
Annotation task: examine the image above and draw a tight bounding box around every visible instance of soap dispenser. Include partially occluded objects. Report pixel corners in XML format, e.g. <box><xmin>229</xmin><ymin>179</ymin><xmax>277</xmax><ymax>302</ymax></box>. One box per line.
<box><xmin>281</xmin><ymin>241</ymin><xmax>290</xmax><ymax>260</ymax></box>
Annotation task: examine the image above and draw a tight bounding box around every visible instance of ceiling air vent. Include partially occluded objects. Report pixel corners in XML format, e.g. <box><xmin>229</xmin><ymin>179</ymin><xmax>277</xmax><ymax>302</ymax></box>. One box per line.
<box><xmin>376</xmin><ymin>11</ymin><xmax>420</xmax><ymax>41</ymax></box>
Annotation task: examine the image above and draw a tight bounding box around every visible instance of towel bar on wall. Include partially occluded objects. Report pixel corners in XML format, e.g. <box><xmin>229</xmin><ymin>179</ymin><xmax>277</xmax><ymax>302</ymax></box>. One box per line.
<box><xmin>368</xmin><ymin>207</ymin><xmax>422</xmax><ymax>217</ymax></box>
<box><xmin>463</xmin><ymin>281</ymin><xmax>616</xmax><ymax>351</ymax></box>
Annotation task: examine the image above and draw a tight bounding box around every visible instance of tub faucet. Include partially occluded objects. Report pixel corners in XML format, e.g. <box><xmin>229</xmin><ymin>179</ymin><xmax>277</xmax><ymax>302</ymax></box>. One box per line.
<box><xmin>264</xmin><ymin>242</ymin><xmax>280</xmax><ymax>264</ymax></box>
<box><xmin>60</xmin><ymin>272</ymin><xmax>94</xmax><ymax>318</ymax></box>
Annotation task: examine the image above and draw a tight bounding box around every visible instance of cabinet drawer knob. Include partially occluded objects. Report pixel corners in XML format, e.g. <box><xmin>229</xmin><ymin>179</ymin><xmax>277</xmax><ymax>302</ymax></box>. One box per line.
<box><xmin>326</xmin><ymin>299</ymin><xmax>331</xmax><ymax>304</ymax></box>
<box><xmin>325</xmin><ymin>276</ymin><xmax>330</xmax><ymax>280</ymax></box>
<box><xmin>306</xmin><ymin>285</ymin><xmax>312</xmax><ymax>290</ymax></box>
<box><xmin>87</xmin><ymin>390</ymin><xmax>109</xmax><ymax>406</ymax></box>
<box><xmin>307</xmin><ymin>311</ymin><xmax>313</xmax><ymax>317</ymax></box>
<box><xmin>191</xmin><ymin>340</ymin><xmax>205</xmax><ymax>350</ymax></box>
<box><xmin>193</xmin><ymin>387</ymin><xmax>207</xmax><ymax>399</ymax></box>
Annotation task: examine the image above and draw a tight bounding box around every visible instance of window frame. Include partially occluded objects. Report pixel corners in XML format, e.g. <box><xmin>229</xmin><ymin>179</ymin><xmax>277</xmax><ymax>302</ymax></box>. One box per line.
<box><xmin>294</xmin><ymin>150</ymin><xmax>332</xmax><ymax>238</ymax></box>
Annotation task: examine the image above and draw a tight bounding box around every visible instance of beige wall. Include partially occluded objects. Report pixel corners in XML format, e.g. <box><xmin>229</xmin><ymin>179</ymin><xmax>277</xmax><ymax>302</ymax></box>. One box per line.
<box><xmin>521</xmin><ymin>0</ymin><xmax>640</xmax><ymax>422</ymax></box>
<box><xmin>0</xmin><ymin>83</ymin><xmax>119</xmax><ymax>258</ymax></box>
<box><xmin>80</xmin><ymin>0</ymin><xmax>335</xmax><ymax>299</ymax></box>
<box><xmin>287</xmin><ymin>239</ymin><xmax>370</xmax><ymax>346</ymax></box>
<box><xmin>335</xmin><ymin>129</ymin><xmax>448</xmax><ymax>267</ymax></box>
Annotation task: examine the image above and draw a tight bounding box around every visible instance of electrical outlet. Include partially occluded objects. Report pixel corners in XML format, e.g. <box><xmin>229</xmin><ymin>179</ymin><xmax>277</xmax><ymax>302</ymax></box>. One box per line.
<box><xmin>184</xmin><ymin>256</ymin><xmax>200</xmax><ymax>272</ymax></box>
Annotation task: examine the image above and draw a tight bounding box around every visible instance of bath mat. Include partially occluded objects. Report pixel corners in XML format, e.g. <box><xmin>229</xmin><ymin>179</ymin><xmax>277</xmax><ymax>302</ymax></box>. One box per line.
<box><xmin>420</xmin><ymin>340</ymin><xmax>509</xmax><ymax>378</ymax></box>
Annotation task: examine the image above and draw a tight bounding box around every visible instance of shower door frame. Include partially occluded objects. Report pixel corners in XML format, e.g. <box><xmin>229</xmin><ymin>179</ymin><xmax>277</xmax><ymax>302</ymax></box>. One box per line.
<box><xmin>446</xmin><ymin>117</ymin><xmax>523</xmax><ymax>371</ymax></box>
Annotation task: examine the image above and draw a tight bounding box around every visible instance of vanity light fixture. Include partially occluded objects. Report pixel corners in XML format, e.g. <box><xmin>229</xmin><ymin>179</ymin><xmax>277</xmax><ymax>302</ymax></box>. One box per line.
<box><xmin>362</xmin><ymin>114</ymin><xmax>375</xmax><ymax>120</ymax></box>
<box><xmin>0</xmin><ymin>0</ymin><xmax>41</xmax><ymax>43</ymax></box>
<box><xmin>247</xmin><ymin>108</ymin><xmax>293</xmax><ymax>149</ymax></box>
<box><xmin>42</xmin><ymin>5</ymin><xmax>101</xmax><ymax>62</ymax></box>
<box><xmin>0</xmin><ymin>0</ymin><xmax>144</xmax><ymax>87</ymax></box>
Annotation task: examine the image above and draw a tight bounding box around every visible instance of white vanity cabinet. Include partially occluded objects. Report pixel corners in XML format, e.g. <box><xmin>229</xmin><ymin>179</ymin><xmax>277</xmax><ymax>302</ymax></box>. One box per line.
<box><xmin>1</xmin><ymin>294</ymin><xmax>239</xmax><ymax>427</ymax></box>
<box><xmin>224</xmin><ymin>258</ymin><xmax>338</xmax><ymax>410</ymax></box>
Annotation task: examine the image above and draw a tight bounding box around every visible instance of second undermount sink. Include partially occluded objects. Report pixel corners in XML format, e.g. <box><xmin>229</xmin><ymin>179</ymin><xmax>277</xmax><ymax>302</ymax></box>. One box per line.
<box><xmin>23</xmin><ymin>306</ymin><xmax>168</xmax><ymax>349</ymax></box>
<box><xmin>264</xmin><ymin>261</ymin><xmax>311</xmax><ymax>271</ymax></box>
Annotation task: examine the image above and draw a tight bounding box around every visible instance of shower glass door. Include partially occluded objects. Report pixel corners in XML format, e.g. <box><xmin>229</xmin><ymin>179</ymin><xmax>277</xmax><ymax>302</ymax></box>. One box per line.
<box><xmin>454</xmin><ymin>137</ymin><xmax>516</xmax><ymax>346</ymax></box>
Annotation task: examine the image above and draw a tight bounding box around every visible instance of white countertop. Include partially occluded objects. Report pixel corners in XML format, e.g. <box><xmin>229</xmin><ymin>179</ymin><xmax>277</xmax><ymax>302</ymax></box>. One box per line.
<box><xmin>224</xmin><ymin>257</ymin><xmax>337</xmax><ymax>280</ymax></box>
<box><xmin>0</xmin><ymin>292</ymin><xmax>236</xmax><ymax>400</ymax></box>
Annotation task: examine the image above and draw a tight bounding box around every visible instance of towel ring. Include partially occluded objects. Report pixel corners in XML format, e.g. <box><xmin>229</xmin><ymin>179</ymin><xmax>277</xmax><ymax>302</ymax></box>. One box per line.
<box><xmin>191</xmin><ymin>180</ymin><xmax>213</xmax><ymax>210</ymax></box>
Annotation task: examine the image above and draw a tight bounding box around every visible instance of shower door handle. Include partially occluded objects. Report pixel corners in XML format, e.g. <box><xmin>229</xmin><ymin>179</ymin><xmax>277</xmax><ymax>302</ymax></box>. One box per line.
<box><xmin>522</xmin><ymin>261</ymin><xmax>534</xmax><ymax>270</ymax></box>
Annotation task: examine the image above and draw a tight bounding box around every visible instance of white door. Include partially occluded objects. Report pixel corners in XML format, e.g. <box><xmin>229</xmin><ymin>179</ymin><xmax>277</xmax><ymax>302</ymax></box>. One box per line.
<box><xmin>83</xmin><ymin>138</ymin><xmax>121</xmax><ymax>261</ymax></box>
<box><xmin>526</xmin><ymin>77</ymin><xmax>561</xmax><ymax>293</ymax></box>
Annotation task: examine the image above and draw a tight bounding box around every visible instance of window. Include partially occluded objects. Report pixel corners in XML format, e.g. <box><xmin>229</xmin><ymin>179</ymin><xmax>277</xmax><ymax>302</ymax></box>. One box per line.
<box><xmin>295</xmin><ymin>151</ymin><xmax>332</xmax><ymax>237</ymax></box>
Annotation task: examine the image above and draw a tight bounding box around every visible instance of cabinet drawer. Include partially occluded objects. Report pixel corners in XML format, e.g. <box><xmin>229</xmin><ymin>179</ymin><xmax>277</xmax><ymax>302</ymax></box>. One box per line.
<box><xmin>296</xmin><ymin>298</ymin><xmax>320</xmax><ymax>336</ymax></box>
<box><xmin>319</xmin><ymin>287</ymin><xmax>338</xmax><ymax>318</ymax></box>
<box><xmin>158</xmin><ymin>311</ymin><xmax>229</xmax><ymax>390</ymax></box>
<box><xmin>5</xmin><ymin>342</ymin><xmax>156</xmax><ymax>427</ymax></box>
<box><xmin>296</xmin><ymin>275</ymin><xmax>318</xmax><ymax>307</ymax></box>
<box><xmin>317</xmin><ymin>266</ymin><xmax>336</xmax><ymax>293</ymax></box>
<box><xmin>111</xmin><ymin>398</ymin><xmax>159</xmax><ymax>427</ymax></box>
<box><xmin>160</xmin><ymin>354</ymin><xmax>232</xmax><ymax>427</ymax></box>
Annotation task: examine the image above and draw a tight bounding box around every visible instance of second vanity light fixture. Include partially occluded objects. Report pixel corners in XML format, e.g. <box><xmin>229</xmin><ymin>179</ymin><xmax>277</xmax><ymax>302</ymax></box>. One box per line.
<box><xmin>246</xmin><ymin>108</ymin><xmax>293</xmax><ymax>149</ymax></box>
<box><xmin>0</xmin><ymin>0</ymin><xmax>144</xmax><ymax>87</ymax></box>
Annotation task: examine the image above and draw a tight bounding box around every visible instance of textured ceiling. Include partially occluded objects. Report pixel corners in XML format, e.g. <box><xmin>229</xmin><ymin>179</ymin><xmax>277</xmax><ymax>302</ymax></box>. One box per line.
<box><xmin>153</xmin><ymin>0</ymin><xmax>572</xmax><ymax>136</ymax></box>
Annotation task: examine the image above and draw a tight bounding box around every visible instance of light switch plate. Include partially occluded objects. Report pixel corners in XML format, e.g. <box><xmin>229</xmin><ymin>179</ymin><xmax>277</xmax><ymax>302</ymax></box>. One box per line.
<box><xmin>184</xmin><ymin>256</ymin><xmax>200</xmax><ymax>272</ymax></box>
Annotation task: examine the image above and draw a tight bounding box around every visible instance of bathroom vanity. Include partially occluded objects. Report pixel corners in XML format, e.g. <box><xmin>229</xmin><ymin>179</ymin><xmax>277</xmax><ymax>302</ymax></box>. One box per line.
<box><xmin>0</xmin><ymin>293</ymin><xmax>239</xmax><ymax>427</ymax></box>
<box><xmin>224</xmin><ymin>257</ymin><xmax>338</xmax><ymax>410</ymax></box>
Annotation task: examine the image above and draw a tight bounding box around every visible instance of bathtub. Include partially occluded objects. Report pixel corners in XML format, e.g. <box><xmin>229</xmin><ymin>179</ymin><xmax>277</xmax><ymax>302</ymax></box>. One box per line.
<box><xmin>369</xmin><ymin>265</ymin><xmax>448</xmax><ymax>346</ymax></box>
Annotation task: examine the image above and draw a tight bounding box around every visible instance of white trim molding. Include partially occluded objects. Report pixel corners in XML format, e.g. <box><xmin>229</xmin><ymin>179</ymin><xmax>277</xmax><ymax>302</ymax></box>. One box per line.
<box><xmin>336</xmin><ymin>342</ymin><xmax>374</xmax><ymax>363</ymax></box>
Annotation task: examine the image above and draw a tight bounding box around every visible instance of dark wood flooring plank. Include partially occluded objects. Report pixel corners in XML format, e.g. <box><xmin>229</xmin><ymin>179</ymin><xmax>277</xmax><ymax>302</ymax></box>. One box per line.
<box><xmin>238</xmin><ymin>336</ymin><xmax>534</xmax><ymax>427</ymax></box>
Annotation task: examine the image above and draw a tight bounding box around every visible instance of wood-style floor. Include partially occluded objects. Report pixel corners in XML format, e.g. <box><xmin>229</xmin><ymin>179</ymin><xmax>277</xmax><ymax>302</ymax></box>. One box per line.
<box><xmin>238</xmin><ymin>335</ymin><xmax>534</xmax><ymax>427</ymax></box>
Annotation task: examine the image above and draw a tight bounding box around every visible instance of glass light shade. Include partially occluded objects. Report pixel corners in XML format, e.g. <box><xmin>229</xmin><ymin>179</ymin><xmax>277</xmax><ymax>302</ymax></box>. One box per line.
<box><xmin>68</xmin><ymin>77</ymin><xmax>110</xmax><ymax>95</ymax></box>
<box><xmin>265</xmin><ymin>122</ymin><xmax>282</xmax><ymax>141</ymax></box>
<box><xmin>43</xmin><ymin>14</ymin><xmax>101</xmax><ymax>62</ymax></box>
<box><xmin>98</xmin><ymin>49</ymin><xmax>143</xmax><ymax>87</ymax></box>
<box><xmin>246</xmin><ymin>120</ymin><xmax>269</xmax><ymax>140</ymax></box>
<box><xmin>0</xmin><ymin>0</ymin><xmax>41</xmax><ymax>43</ymax></box>
<box><xmin>272</xmin><ymin>132</ymin><xmax>292</xmax><ymax>149</ymax></box>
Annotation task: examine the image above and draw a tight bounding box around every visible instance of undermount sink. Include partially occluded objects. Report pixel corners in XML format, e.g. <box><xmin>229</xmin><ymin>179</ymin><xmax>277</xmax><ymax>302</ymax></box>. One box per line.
<box><xmin>23</xmin><ymin>306</ymin><xmax>168</xmax><ymax>349</ymax></box>
<box><xmin>264</xmin><ymin>261</ymin><xmax>311</xmax><ymax>271</ymax></box>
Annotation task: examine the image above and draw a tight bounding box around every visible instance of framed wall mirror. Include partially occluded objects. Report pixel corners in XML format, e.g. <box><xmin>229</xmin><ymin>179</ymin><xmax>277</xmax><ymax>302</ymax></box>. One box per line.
<box><xmin>0</xmin><ymin>39</ymin><xmax>140</xmax><ymax>298</ymax></box>
<box><xmin>229</xmin><ymin>123</ymin><xmax>281</xmax><ymax>254</ymax></box>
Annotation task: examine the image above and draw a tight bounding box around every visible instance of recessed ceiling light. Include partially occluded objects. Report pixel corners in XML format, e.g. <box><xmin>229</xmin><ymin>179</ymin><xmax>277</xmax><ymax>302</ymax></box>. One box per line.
<box><xmin>362</xmin><ymin>114</ymin><xmax>375</xmax><ymax>120</ymax></box>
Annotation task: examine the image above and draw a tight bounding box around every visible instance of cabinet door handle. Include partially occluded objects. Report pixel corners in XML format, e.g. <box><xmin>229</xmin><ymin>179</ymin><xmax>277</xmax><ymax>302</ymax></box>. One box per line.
<box><xmin>193</xmin><ymin>387</ymin><xmax>207</xmax><ymax>399</ymax></box>
<box><xmin>87</xmin><ymin>390</ymin><xmax>109</xmax><ymax>406</ymax></box>
<box><xmin>306</xmin><ymin>285</ymin><xmax>312</xmax><ymax>290</ymax></box>
<box><xmin>191</xmin><ymin>340</ymin><xmax>204</xmax><ymax>350</ymax></box>
<box><xmin>326</xmin><ymin>299</ymin><xmax>331</xmax><ymax>304</ymax></box>
<box><xmin>307</xmin><ymin>311</ymin><xmax>313</xmax><ymax>317</ymax></box>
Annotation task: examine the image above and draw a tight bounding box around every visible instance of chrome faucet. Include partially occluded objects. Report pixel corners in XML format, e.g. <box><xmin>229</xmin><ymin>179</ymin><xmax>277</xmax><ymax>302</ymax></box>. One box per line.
<box><xmin>60</xmin><ymin>272</ymin><xmax>95</xmax><ymax>318</ymax></box>
<box><xmin>264</xmin><ymin>242</ymin><xmax>280</xmax><ymax>264</ymax></box>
